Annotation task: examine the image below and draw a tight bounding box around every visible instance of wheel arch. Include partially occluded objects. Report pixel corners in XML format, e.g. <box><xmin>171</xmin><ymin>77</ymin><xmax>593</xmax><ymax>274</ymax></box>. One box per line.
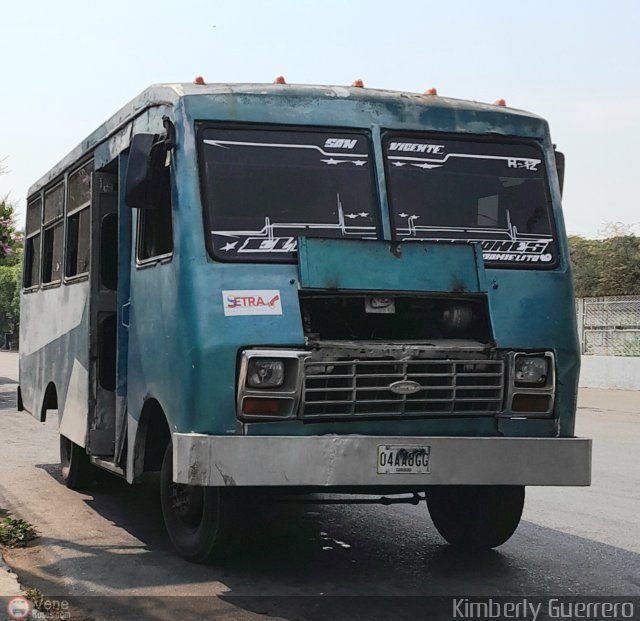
<box><xmin>40</xmin><ymin>382</ymin><xmax>58</xmax><ymax>423</ymax></box>
<box><xmin>132</xmin><ymin>397</ymin><xmax>172</xmax><ymax>481</ymax></box>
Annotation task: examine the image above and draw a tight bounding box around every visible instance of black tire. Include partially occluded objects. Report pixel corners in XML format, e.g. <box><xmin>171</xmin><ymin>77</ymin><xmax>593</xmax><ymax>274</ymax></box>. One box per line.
<box><xmin>160</xmin><ymin>443</ymin><xmax>237</xmax><ymax>563</ymax></box>
<box><xmin>60</xmin><ymin>435</ymin><xmax>95</xmax><ymax>490</ymax></box>
<box><xmin>427</xmin><ymin>485</ymin><xmax>525</xmax><ymax>549</ymax></box>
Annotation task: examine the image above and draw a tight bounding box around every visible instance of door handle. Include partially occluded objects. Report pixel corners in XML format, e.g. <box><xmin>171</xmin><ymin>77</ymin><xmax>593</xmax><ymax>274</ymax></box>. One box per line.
<box><xmin>121</xmin><ymin>302</ymin><xmax>130</xmax><ymax>328</ymax></box>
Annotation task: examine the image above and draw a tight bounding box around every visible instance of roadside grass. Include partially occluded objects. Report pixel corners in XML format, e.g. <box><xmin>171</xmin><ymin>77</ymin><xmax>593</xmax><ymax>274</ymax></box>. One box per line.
<box><xmin>0</xmin><ymin>514</ymin><xmax>39</xmax><ymax>548</ymax></box>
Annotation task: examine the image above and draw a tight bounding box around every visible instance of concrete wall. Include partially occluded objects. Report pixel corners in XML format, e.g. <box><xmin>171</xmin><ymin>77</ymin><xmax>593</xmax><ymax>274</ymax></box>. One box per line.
<box><xmin>579</xmin><ymin>356</ymin><xmax>640</xmax><ymax>390</ymax></box>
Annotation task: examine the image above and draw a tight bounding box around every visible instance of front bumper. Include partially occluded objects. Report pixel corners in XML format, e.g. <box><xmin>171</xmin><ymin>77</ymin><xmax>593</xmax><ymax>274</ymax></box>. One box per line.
<box><xmin>173</xmin><ymin>434</ymin><xmax>591</xmax><ymax>487</ymax></box>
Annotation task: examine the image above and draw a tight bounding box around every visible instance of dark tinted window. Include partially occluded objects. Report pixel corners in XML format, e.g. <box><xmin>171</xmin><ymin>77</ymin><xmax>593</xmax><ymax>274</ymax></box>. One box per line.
<box><xmin>26</xmin><ymin>197</ymin><xmax>41</xmax><ymax>235</ymax></box>
<box><xmin>199</xmin><ymin>126</ymin><xmax>378</xmax><ymax>261</ymax></box>
<box><xmin>23</xmin><ymin>234</ymin><xmax>41</xmax><ymax>288</ymax></box>
<box><xmin>44</xmin><ymin>183</ymin><xmax>64</xmax><ymax>224</ymax></box>
<box><xmin>101</xmin><ymin>213</ymin><xmax>118</xmax><ymax>289</ymax></box>
<box><xmin>66</xmin><ymin>208</ymin><xmax>91</xmax><ymax>277</ymax></box>
<box><xmin>137</xmin><ymin>162</ymin><xmax>173</xmax><ymax>261</ymax></box>
<box><xmin>384</xmin><ymin>134</ymin><xmax>556</xmax><ymax>268</ymax></box>
<box><xmin>42</xmin><ymin>223</ymin><xmax>64</xmax><ymax>283</ymax></box>
<box><xmin>68</xmin><ymin>161</ymin><xmax>92</xmax><ymax>211</ymax></box>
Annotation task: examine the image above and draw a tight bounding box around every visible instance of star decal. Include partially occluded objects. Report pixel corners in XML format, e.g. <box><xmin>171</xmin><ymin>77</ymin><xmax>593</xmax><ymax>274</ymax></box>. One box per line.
<box><xmin>392</xmin><ymin>162</ymin><xmax>406</xmax><ymax>167</ymax></box>
<box><xmin>321</xmin><ymin>158</ymin><xmax>342</xmax><ymax>165</ymax></box>
<box><xmin>399</xmin><ymin>213</ymin><xmax>409</xmax><ymax>218</ymax></box>
<box><xmin>411</xmin><ymin>162</ymin><xmax>442</xmax><ymax>169</ymax></box>
<box><xmin>358</xmin><ymin>212</ymin><xmax>369</xmax><ymax>217</ymax></box>
<box><xmin>220</xmin><ymin>241</ymin><xmax>238</xmax><ymax>251</ymax></box>
<box><xmin>345</xmin><ymin>213</ymin><xmax>358</xmax><ymax>219</ymax></box>
<box><xmin>352</xmin><ymin>160</ymin><xmax>367</xmax><ymax>166</ymax></box>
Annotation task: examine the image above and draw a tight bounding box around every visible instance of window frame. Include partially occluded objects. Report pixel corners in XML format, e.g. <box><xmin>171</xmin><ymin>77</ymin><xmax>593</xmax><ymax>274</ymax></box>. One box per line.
<box><xmin>39</xmin><ymin>180</ymin><xmax>66</xmax><ymax>288</ymax></box>
<box><xmin>23</xmin><ymin>195</ymin><xmax>43</xmax><ymax>292</ymax></box>
<box><xmin>135</xmin><ymin>156</ymin><xmax>174</xmax><ymax>269</ymax></box>
<box><xmin>196</xmin><ymin>122</ymin><xmax>382</xmax><ymax>264</ymax></box>
<box><xmin>41</xmin><ymin>220</ymin><xmax>65</xmax><ymax>288</ymax></box>
<box><xmin>381</xmin><ymin>131</ymin><xmax>560</xmax><ymax>271</ymax></box>
<box><xmin>64</xmin><ymin>159</ymin><xmax>93</xmax><ymax>283</ymax></box>
<box><xmin>23</xmin><ymin>230</ymin><xmax>42</xmax><ymax>292</ymax></box>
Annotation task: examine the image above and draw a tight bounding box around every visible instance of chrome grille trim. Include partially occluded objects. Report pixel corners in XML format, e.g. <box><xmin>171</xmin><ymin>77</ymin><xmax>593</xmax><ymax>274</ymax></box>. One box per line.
<box><xmin>302</xmin><ymin>358</ymin><xmax>504</xmax><ymax>418</ymax></box>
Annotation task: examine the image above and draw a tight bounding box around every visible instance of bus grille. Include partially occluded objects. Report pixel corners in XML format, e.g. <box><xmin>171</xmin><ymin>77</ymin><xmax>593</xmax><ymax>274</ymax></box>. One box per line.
<box><xmin>302</xmin><ymin>358</ymin><xmax>504</xmax><ymax>419</ymax></box>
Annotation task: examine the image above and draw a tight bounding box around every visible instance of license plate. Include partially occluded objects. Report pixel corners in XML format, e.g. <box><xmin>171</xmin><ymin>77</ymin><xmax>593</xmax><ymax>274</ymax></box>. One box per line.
<box><xmin>377</xmin><ymin>445</ymin><xmax>431</xmax><ymax>474</ymax></box>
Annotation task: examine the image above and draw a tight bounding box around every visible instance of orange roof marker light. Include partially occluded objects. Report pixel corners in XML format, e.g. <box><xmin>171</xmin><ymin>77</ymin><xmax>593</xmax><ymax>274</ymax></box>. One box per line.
<box><xmin>351</xmin><ymin>79</ymin><xmax>364</xmax><ymax>88</ymax></box>
<box><xmin>274</xmin><ymin>76</ymin><xmax>286</xmax><ymax>84</ymax></box>
<box><xmin>193</xmin><ymin>76</ymin><xmax>206</xmax><ymax>85</ymax></box>
<box><xmin>494</xmin><ymin>98</ymin><xmax>507</xmax><ymax>107</ymax></box>
<box><xmin>424</xmin><ymin>87</ymin><xmax>438</xmax><ymax>96</ymax></box>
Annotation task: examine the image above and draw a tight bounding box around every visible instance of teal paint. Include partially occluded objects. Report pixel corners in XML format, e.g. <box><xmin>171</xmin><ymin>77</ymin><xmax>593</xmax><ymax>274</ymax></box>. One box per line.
<box><xmin>22</xmin><ymin>83</ymin><xmax>580</xmax><ymax>461</ymax></box>
<box><xmin>297</xmin><ymin>238</ymin><xmax>487</xmax><ymax>293</ymax></box>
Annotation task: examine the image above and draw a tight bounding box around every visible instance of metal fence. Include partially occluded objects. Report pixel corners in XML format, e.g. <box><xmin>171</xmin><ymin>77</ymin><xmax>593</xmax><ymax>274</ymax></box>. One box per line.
<box><xmin>576</xmin><ymin>295</ymin><xmax>640</xmax><ymax>356</ymax></box>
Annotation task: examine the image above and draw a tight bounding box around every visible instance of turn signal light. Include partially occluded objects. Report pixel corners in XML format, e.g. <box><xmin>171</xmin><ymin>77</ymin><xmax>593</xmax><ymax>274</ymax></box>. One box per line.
<box><xmin>193</xmin><ymin>76</ymin><xmax>205</xmax><ymax>85</ymax></box>
<box><xmin>511</xmin><ymin>394</ymin><xmax>551</xmax><ymax>413</ymax></box>
<box><xmin>494</xmin><ymin>98</ymin><xmax>507</xmax><ymax>107</ymax></box>
<box><xmin>242</xmin><ymin>398</ymin><xmax>282</xmax><ymax>415</ymax></box>
<box><xmin>351</xmin><ymin>79</ymin><xmax>364</xmax><ymax>88</ymax></box>
<box><xmin>274</xmin><ymin>75</ymin><xmax>286</xmax><ymax>84</ymax></box>
<box><xmin>424</xmin><ymin>87</ymin><xmax>438</xmax><ymax>95</ymax></box>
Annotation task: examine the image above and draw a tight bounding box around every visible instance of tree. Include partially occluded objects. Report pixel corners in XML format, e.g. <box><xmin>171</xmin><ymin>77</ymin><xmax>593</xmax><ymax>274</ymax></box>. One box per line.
<box><xmin>0</xmin><ymin>196</ymin><xmax>23</xmax><ymax>339</ymax></box>
<box><xmin>568</xmin><ymin>228</ymin><xmax>640</xmax><ymax>298</ymax></box>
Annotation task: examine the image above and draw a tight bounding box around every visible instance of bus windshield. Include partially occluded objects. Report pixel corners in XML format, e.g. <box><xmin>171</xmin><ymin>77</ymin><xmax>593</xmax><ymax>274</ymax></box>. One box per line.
<box><xmin>199</xmin><ymin>126</ymin><xmax>379</xmax><ymax>261</ymax></box>
<box><xmin>383</xmin><ymin>134</ymin><xmax>557</xmax><ymax>267</ymax></box>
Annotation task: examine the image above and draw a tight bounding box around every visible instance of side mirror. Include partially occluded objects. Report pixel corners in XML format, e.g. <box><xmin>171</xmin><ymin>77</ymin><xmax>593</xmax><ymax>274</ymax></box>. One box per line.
<box><xmin>554</xmin><ymin>150</ymin><xmax>565</xmax><ymax>197</ymax></box>
<box><xmin>124</xmin><ymin>133</ymin><xmax>166</xmax><ymax>209</ymax></box>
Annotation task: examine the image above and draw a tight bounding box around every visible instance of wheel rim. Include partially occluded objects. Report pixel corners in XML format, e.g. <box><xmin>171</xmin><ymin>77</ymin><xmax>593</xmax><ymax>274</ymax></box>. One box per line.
<box><xmin>168</xmin><ymin>482</ymin><xmax>205</xmax><ymax>530</ymax></box>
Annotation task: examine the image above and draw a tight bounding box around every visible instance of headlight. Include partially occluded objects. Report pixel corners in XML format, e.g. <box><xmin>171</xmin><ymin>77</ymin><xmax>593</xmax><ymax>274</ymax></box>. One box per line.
<box><xmin>440</xmin><ymin>303</ymin><xmax>473</xmax><ymax>334</ymax></box>
<box><xmin>246</xmin><ymin>358</ymin><xmax>285</xmax><ymax>388</ymax></box>
<box><xmin>514</xmin><ymin>356</ymin><xmax>549</xmax><ymax>387</ymax></box>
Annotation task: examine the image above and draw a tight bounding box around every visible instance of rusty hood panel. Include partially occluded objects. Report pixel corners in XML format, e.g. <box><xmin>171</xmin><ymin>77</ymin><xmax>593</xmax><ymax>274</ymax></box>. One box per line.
<box><xmin>297</xmin><ymin>238</ymin><xmax>487</xmax><ymax>293</ymax></box>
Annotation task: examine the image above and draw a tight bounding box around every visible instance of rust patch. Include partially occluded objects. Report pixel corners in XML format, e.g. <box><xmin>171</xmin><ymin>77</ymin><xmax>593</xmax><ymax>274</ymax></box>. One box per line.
<box><xmin>189</xmin><ymin>463</ymin><xmax>200</xmax><ymax>479</ymax></box>
<box><xmin>450</xmin><ymin>281</ymin><xmax>467</xmax><ymax>293</ymax></box>
<box><xmin>389</xmin><ymin>243</ymin><xmax>402</xmax><ymax>259</ymax></box>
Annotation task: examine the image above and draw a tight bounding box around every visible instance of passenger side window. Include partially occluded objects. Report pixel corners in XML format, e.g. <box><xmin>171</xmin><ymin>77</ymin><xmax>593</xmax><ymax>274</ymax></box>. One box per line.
<box><xmin>23</xmin><ymin>196</ymin><xmax>42</xmax><ymax>289</ymax></box>
<box><xmin>42</xmin><ymin>183</ymin><xmax>65</xmax><ymax>284</ymax></box>
<box><xmin>66</xmin><ymin>161</ymin><xmax>92</xmax><ymax>278</ymax></box>
<box><xmin>137</xmin><ymin>161</ymin><xmax>173</xmax><ymax>262</ymax></box>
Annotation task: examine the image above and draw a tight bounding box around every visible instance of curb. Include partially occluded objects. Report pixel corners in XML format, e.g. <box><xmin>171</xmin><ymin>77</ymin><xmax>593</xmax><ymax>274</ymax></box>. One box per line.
<box><xmin>0</xmin><ymin>549</ymin><xmax>22</xmax><ymax>597</ymax></box>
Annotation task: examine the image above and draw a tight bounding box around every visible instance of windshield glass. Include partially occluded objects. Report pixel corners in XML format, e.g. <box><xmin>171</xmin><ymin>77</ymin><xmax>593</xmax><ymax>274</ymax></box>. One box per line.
<box><xmin>199</xmin><ymin>126</ymin><xmax>378</xmax><ymax>261</ymax></box>
<box><xmin>383</xmin><ymin>134</ymin><xmax>557</xmax><ymax>267</ymax></box>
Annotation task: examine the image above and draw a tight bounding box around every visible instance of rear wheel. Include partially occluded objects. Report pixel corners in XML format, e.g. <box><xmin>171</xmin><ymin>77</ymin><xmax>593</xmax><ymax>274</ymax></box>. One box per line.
<box><xmin>60</xmin><ymin>435</ymin><xmax>95</xmax><ymax>490</ymax></box>
<box><xmin>160</xmin><ymin>443</ymin><xmax>238</xmax><ymax>563</ymax></box>
<box><xmin>427</xmin><ymin>485</ymin><xmax>524</xmax><ymax>549</ymax></box>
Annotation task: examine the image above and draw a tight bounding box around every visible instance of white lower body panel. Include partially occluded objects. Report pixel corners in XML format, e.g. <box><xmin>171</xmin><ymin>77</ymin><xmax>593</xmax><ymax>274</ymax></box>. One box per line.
<box><xmin>173</xmin><ymin>434</ymin><xmax>591</xmax><ymax>487</ymax></box>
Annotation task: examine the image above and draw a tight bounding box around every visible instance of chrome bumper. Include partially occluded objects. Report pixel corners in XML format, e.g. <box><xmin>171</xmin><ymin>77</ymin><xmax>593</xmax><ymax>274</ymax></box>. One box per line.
<box><xmin>173</xmin><ymin>434</ymin><xmax>591</xmax><ymax>488</ymax></box>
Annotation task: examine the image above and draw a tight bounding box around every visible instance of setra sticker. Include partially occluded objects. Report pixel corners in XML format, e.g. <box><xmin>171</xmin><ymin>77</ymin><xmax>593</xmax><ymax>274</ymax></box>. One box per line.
<box><xmin>222</xmin><ymin>290</ymin><xmax>283</xmax><ymax>316</ymax></box>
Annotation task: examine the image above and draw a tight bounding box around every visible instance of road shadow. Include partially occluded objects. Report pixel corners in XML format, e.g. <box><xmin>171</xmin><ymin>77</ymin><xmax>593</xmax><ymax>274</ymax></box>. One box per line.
<box><xmin>17</xmin><ymin>466</ymin><xmax>640</xmax><ymax>621</ymax></box>
<box><xmin>0</xmin><ymin>376</ymin><xmax>17</xmax><ymax>413</ymax></box>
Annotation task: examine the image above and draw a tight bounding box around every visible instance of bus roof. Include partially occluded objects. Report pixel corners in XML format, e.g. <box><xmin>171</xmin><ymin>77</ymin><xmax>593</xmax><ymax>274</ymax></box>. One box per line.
<box><xmin>28</xmin><ymin>82</ymin><xmax>547</xmax><ymax>197</ymax></box>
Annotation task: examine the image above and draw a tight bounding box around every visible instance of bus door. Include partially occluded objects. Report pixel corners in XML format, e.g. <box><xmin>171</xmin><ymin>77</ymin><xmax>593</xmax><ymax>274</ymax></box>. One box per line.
<box><xmin>88</xmin><ymin>171</ymin><xmax>119</xmax><ymax>458</ymax></box>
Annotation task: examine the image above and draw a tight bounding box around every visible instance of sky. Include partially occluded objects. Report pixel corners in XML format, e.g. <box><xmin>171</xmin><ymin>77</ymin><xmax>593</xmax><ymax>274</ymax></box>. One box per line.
<box><xmin>1</xmin><ymin>0</ymin><xmax>638</xmax><ymax>238</ymax></box>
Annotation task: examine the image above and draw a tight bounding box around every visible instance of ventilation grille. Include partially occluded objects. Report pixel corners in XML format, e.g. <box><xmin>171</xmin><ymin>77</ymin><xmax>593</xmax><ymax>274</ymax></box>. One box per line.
<box><xmin>302</xmin><ymin>358</ymin><xmax>504</xmax><ymax>419</ymax></box>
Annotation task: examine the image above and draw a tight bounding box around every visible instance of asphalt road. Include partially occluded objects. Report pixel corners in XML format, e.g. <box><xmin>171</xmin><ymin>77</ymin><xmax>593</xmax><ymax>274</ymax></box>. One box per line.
<box><xmin>0</xmin><ymin>351</ymin><xmax>638</xmax><ymax>620</ymax></box>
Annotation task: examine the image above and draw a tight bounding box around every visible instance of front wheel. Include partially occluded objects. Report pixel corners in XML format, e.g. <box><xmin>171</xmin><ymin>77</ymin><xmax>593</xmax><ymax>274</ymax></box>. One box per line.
<box><xmin>60</xmin><ymin>435</ymin><xmax>95</xmax><ymax>490</ymax></box>
<box><xmin>427</xmin><ymin>485</ymin><xmax>525</xmax><ymax>549</ymax></box>
<box><xmin>160</xmin><ymin>443</ymin><xmax>238</xmax><ymax>563</ymax></box>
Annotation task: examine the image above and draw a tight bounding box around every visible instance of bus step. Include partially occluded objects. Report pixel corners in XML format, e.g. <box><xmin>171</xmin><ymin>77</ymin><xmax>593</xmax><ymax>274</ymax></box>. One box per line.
<box><xmin>90</xmin><ymin>457</ymin><xmax>125</xmax><ymax>477</ymax></box>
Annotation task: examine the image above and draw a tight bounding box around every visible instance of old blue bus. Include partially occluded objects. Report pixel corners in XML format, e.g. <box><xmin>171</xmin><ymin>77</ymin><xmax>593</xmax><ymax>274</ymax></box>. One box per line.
<box><xmin>19</xmin><ymin>79</ymin><xmax>591</xmax><ymax>562</ymax></box>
